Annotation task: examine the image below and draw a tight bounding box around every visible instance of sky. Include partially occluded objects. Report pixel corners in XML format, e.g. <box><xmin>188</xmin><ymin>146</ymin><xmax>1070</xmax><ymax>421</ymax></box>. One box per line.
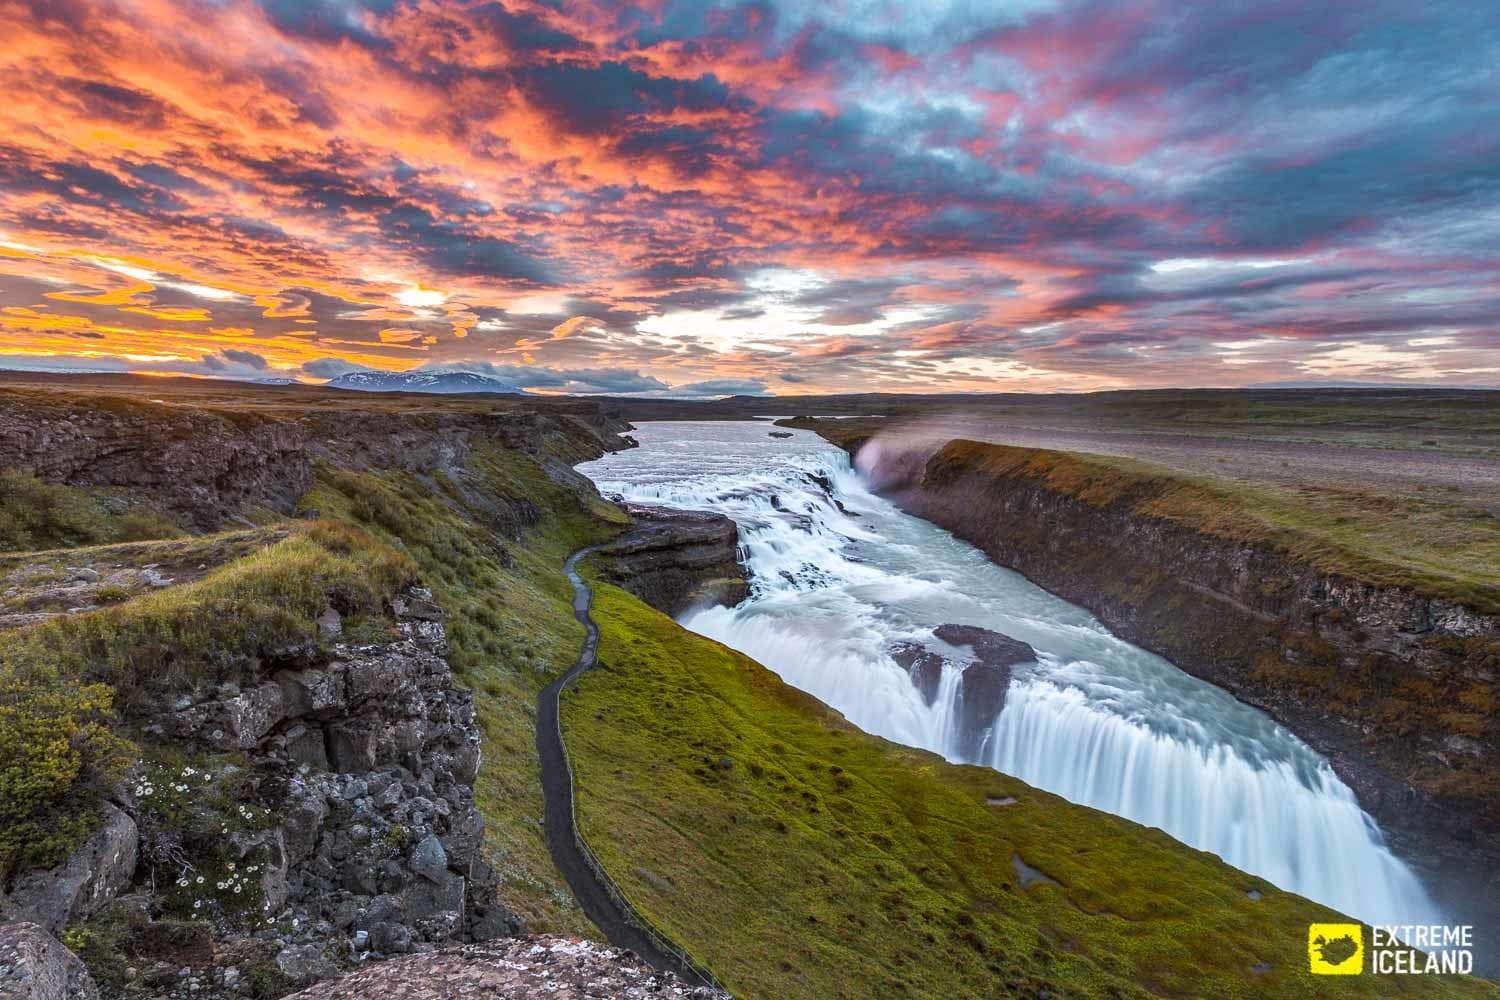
<box><xmin>1</xmin><ymin>0</ymin><xmax>1497</xmax><ymax>396</ymax></box>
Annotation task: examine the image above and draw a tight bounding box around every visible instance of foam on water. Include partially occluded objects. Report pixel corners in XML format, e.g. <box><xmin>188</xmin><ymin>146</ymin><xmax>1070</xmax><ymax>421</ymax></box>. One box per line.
<box><xmin>579</xmin><ymin>420</ymin><xmax>1441</xmax><ymax>928</ymax></box>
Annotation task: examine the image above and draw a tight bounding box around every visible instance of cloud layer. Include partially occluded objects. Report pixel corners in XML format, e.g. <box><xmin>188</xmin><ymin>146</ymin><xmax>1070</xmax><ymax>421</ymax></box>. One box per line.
<box><xmin>2</xmin><ymin>0</ymin><xmax>1497</xmax><ymax>392</ymax></box>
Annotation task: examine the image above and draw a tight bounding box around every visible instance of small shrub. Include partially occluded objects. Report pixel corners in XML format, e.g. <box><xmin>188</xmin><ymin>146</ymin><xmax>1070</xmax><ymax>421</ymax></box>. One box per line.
<box><xmin>113</xmin><ymin>508</ymin><xmax>183</xmax><ymax>543</ymax></box>
<box><xmin>0</xmin><ymin>472</ymin><xmax>109</xmax><ymax>552</ymax></box>
<box><xmin>95</xmin><ymin>585</ymin><xmax>133</xmax><ymax>605</ymax></box>
<box><xmin>0</xmin><ymin>665</ymin><xmax>134</xmax><ymax>884</ymax></box>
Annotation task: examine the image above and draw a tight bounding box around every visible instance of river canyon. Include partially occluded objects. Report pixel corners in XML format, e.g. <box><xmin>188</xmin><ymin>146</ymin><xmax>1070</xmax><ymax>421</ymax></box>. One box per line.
<box><xmin>580</xmin><ymin>420</ymin><xmax>1445</xmax><ymax>934</ymax></box>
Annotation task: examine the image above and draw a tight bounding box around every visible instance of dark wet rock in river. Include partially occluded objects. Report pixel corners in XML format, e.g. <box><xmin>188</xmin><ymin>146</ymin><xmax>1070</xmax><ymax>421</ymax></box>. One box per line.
<box><xmin>768</xmin><ymin>431</ymin><xmax>793</xmax><ymax>438</ymax></box>
<box><xmin>596</xmin><ymin>505</ymin><xmax>749</xmax><ymax>616</ymax></box>
<box><xmin>889</xmin><ymin>641</ymin><xmax>945</xmax><ymax>706</ymax></box>
<box><xmin>934</xmin><ymin>624</ymin><xmax>1035</xmax><ymax>761</ymax></box>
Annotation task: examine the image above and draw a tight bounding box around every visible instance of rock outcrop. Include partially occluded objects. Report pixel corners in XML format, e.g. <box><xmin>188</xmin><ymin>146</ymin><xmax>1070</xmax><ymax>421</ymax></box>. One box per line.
<box><xmin>935</xmin><ymin>625</ymin><xmax>1035</xmax><ymax>761</ymax></box>
<box><xmin>0</xmin><ymin>803</ymin><xmax>137</xmax><ymax>933</ymax></box>
<box><xmin>5</xmin><ymin>589</ymin><xmax>523</xmax><ymax>998</ymax></box>
<box><xmin>889</xmin><ymin>641</ymin><xmax>944</xmax><ymax>706</ymax></box>
<box><xmin>595</xmin><ymin>505</ymin><xmax>748</xmax><ymax>616</ymax></box>
<box><xmin>889</xmin><ymin>626</ymin><xmax>1034</xmax><ymax>758</ymax></box>
<box><xmin>0</xmin><ymin>398</ymin><xmax>307</xmax><ymax>531</ymax></box>
<box><xmin>282</xmin><ymin>937</ymin><xmax>728</xmax><ymax>1000</ymax></box>
<box><xmin>0</xmin><ymin>922</ymin><xmax>98</xmax><ymax>1000</ymax></box>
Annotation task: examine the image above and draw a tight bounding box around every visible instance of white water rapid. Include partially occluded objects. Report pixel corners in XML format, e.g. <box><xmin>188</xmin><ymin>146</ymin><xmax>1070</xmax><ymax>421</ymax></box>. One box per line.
<box><xmin>578</xmin><ymin>420</ymin><xmax>1442</xmax><ymax>929</ymax></box>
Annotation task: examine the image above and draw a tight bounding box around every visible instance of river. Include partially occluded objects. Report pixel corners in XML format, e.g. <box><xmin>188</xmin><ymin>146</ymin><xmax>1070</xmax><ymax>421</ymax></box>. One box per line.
<box><xmin>577</xmin><ymin>420</ymin><xmax>1442</xmax><ymax>929</ymax></box>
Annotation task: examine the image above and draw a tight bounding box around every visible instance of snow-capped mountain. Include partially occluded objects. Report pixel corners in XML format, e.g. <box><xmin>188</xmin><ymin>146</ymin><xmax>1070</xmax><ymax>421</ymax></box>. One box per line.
<box><xmin>327</xmin><ymin>370</ymin><xmax>524</xmax><ymax>394</ymax></box>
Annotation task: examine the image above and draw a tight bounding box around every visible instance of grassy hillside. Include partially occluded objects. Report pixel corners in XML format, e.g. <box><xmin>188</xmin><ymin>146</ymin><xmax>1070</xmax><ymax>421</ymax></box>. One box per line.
<box><xmin>563</xmin><ymin>581</ymin><xmax>1492</xmax><ymax>999</ymax></box>
<box><xmin>1</xmin><ymin>433</ymin><xmax>630</xmax><ymax>933</ymax></box>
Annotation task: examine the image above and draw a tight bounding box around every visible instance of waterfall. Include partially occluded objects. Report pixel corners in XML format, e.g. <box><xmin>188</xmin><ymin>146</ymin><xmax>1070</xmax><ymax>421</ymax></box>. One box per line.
<box><xmin>579</xmin><ymin>420</ymin><xmax>1443</xmax><ymax>929</ymax></box>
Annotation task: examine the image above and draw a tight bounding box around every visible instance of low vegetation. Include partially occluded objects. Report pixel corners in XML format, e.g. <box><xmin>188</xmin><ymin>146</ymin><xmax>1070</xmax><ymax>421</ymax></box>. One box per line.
<box><xmin>565</xmin><ymin>582</ymin><xmax>1491</xmax><ymax>999</ymax></box>
<box><xmin>0</xmin><ymin>666</ymin><xmax>132</xmax><ymax>882</ymax></box>
<box><xmin>0</xmin><ymin>470</ymin><xmax>181</xmax><ymax>552</ymax></box>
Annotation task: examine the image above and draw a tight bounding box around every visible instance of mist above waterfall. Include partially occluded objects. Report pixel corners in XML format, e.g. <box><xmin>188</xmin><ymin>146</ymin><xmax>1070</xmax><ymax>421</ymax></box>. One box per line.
<box><xmin>579</xmin><ymin>420</ymin><xmax>1443</xmax><ymax>929</ymax></box>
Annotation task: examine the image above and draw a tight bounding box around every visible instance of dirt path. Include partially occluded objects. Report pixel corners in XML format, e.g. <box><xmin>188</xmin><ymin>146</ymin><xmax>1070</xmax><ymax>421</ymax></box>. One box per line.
<box><xmin>535</xmin><ymin>547</ymin><xmax>718</xmax><ymax>989</ymax></box>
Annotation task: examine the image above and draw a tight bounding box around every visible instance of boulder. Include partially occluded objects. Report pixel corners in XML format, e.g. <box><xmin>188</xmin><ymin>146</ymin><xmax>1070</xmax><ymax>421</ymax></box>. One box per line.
<box><xmin>408</xmin><ymin>835</ymin><xmax>449</xmax><ymax>885</ymax></box>
<box><xmin>276</xmin><ymin>943</ymin><xmax>338</xmax><ymax>985</ymax></box>
<box><xmin>277</xmin><ymin>668</ymin><xmax>347</xmax><ymax>718</ymax></box>
<box><xmin>933</xmin><ymin>625</ymin><xmax>1035</xmax><ymax>761</ymax></box>
<box><xmin>326</xmin><ymin>722</ymin><xmax>378</xmax><ymax>773</ymax></box>
<box><xmin>1</xmin><ymin>803</ymin><xmax>137</xmax><ymax>933</ymax></box>
<box><xmin>282</xmin><ymin>793</ymin><xmax>330</xmax><ymax>865</ymax></box>
<box><xmin>0</xmin><ymin>922</ymin><xmax>98</xmax><ymax>1000</ymax></box>
<box><xmin>401</xmin><ymin>871</ymin><xmax>464</xmax><ymax>924</ymax></box>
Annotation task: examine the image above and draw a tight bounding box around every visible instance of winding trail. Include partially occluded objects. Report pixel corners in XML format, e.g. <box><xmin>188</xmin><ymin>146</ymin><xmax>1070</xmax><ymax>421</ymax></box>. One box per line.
<box><xmin>536</xmin><ymin>547</ymin><xmax>717</xmax><ymax>988</ymax></box>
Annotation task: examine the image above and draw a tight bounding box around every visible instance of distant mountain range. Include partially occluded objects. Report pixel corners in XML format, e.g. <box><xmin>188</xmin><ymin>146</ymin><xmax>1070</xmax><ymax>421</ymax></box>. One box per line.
<box><xmin>327</xmin><ymin>370</ymin><xmax>525</xmax><ymax>394</ymax></box>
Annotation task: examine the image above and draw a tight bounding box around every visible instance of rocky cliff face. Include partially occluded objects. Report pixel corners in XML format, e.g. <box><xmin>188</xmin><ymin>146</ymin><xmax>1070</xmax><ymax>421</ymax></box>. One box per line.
<box><xmin>0</xmin><ymin>397</ymin><xmax>308</xmax><ymax>531</ymax></box>
<box><xmin>593</xmin><ymin>505</ymin><xmax>747</xmax><ymax>617</ymax></box>
<box><xmin>0</xmin><ymin>395</ymin><xmax>631</xmax><ymax>531</ymax></box>
<box><xmin>2</xmin><ymin>591</ymin><xmax>522</xmax><ymax>999</ymax></box>
<box><xmin>837</xmin><ymin>433</ymin><xmax>1499</xmax><ymax>931</ymax></box>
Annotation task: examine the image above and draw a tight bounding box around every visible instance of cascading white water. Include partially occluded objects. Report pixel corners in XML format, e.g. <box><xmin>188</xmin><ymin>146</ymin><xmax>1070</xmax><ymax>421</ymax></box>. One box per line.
<box><xmin>579</xmin><ymin>420</ymin><xmax>1443</xmax><ymax>928</ymax></box>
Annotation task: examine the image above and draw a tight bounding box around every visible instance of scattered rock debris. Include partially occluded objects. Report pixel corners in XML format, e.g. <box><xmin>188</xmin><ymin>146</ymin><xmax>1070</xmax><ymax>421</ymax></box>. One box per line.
<box><xmin>283</xmin><ymin>937</ymin><xmax>730</xmax><ymax>999</ymax></box>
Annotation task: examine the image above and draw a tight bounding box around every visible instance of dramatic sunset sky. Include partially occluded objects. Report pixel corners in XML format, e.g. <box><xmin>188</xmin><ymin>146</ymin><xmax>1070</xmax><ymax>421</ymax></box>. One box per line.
<box><xmin>2</xmin><ymin>1</ymin><xmax>1497</xmax><ymax>395</ymax></box>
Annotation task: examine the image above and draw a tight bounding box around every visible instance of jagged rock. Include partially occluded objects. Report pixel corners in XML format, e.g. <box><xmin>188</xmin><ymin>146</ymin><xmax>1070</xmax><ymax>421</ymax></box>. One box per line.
<box><xmin>281</xmin><ymin>937</ymin><xmax>729</xmax><ymax>999</ymax></box>
<box><xmin>0</xmin><ymin>922</ymin><xmax>98</xmax><ymax>1000</ymax></box>
<box><xmin>933</xmin><ymin>624</ymin><xmax>1035</xmax><ymax>761</ymax></box>
<box><xmin>172</xmin><ymin>684</ymin><xmax>287</xmax><ymax>750</ymax></box>
<box><xmin>408</xmin><ymin>836</ymin><xmax>448</xmax><ymax>884</ymax></box>
<box><xmin>465</xmin><ymin>860</ymin><xmax>525</xmax><ymax>942</ymax></box>
<box><xmin>596</xmin><ymin>505</ymin><xmax>748</xmax><ymax>616</ymax></box>
<box><xmin>368</xmin><ymin>922</ymin><xmax>412</xmax><ymax>955</ymax></box>
<box><xmin>286</xmin><ymin>723</ymin><xmax>331</xmax><ymax>770</ymax></box>
<box><xmin>402</xmin><ymin>871</ymin><xmax>464</xmax><ymax>925</ymax></box>
<box><xmin>282</xmin><ymin>792</ymin><xmax>331</xmax><ymax>865</ymax></box>
<box><xmin>1</xmin><ymin>803</ymin><xmax>137</xmax><ymax>933</ymax></box>
<box><xmin>889</xmin><ymin>641</ymin><xmax>945</xmax><ymax>706</ymax></box>
<box><xmin>279</xmin><ymin>668</ymin><xmax>347</xmax><ymax>718</ymax></box>
<box><xmin>130</xmin><ymin>588</ymin><xmax>510</xmax><ymax>988</ymax></box>
<box><xmin>326</xmin><ymin>721</ymin><xmax>379</xmax><ymax>773</ymax></box>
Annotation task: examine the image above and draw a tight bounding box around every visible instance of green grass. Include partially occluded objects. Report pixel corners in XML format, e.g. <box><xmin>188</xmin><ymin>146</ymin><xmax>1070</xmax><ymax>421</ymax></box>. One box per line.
<box><xmin>564</xmin><ymin>581</ymin><xmax>1495</xmax><ymax>999</ymax></box>
<box><xmin>300</xmin><ymin>443</ymin><xmax>628</xmax><ymax>933</ymax></box>
<box><xmin>0</xmin><ymin>471</ymin><xmax>183</xmax><ymax>553</ymax></box>
<box><xmin>2</xmin><ymin>520</ymin><xmax>413</xmax><ymax>702</ymax></box>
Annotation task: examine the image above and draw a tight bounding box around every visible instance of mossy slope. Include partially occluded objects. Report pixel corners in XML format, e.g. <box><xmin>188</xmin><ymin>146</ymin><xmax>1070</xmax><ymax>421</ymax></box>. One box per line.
<box><xmin>564</xmin><ymin>582</ymin><xmax>1493</xmax><ymax>999</ymax></box>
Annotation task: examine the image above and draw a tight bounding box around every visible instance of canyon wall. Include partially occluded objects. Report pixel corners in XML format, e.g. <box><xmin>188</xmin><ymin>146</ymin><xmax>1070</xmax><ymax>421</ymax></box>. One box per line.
<box><xmin>0</xmin><ymin>394</ymin><xmax>631</xmax><ymax>530</ymax></box>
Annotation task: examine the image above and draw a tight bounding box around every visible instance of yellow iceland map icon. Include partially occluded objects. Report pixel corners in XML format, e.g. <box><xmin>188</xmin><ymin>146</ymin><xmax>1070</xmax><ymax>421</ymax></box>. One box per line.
<box><xmin>1309</xmin><ymin>924</ymin><xmax>1364</xmax><ymax>975</ymax></box>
